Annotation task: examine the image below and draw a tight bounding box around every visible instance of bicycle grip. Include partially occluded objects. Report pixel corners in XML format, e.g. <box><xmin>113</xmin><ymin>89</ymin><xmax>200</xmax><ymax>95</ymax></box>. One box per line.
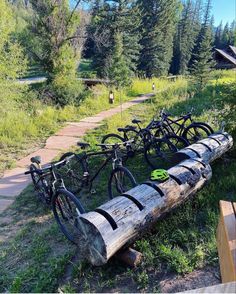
<box><xmin>25</xmin><ymin>171</ymin><xmax>31</xmax><ymax>175</ymax></box>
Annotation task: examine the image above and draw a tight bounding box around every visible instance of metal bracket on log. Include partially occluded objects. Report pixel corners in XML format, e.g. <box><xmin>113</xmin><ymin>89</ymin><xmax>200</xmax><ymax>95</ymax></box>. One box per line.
<box><xmin>77</xmin><ymin>132</ymin><xmax>233</xmax><ymax>266</ymax></box>
<box><xmin>173</xmin><ymin>132</ymin><xmax>233</xmax><ymax>164</ymax></box>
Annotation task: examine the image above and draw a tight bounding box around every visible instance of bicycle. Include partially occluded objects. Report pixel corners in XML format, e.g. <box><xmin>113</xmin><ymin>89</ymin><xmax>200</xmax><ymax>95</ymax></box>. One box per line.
<box><xmin>154</xmin><ymin>108</ymin><xmax>214</xmax><ymax>144</ymax></box>
<box><xmin>25</xmin><ymin>156</ymin><xmax>85</xmax><ymax>243</ymax></box>
<box><xmin>101</xmin><ymin>118</ymin><xmax>188</xmax><ymax>165</ymax></box>
<box><xmin>59</xmin><ymin>141</ymin><xmax>137</xmax><ymax>200</ymax></box>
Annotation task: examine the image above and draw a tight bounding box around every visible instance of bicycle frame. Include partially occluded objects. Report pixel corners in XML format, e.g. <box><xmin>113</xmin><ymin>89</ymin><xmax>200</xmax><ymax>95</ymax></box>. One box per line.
<box><xmin>161</xmin><ymin>114</ymin><xmax>193</xmax><ymax>136</ymax></box>
<box><xmin>72</xmin><ymin>148</ymin><xmax>123</xmax><ymax>192</ymax></box>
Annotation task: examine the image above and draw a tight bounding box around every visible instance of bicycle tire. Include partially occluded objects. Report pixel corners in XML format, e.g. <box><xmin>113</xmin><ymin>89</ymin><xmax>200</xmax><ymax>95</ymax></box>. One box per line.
<box><xmin>182</xmin><ymin>124</ymin><xmax>211</xmax><ymax>144</ymax></box>
<box><xmin>30</xmin><ymin>163</ymin><xmax>51</xmax><ymax>204</ymax></box>
<box><xmin>165</xmin><ymin>134</ymin><xmax>189</xmax><ymax>150</ymax></box>
<box><xmin>52</xmin><ymin>188</ymin><xmax>85</xmax><ymax>244</ymax></box>
<box><xmin>144</xmin><ymin>138</ymin><xmax>178</xmax><ymax>169</ymax></box>
<box><xmin>101</xmin><ymin>133</ymin><xmax>125</xmax><ymax>147</ymax></box>
<box><xmin>108</xmin><ymin>166</ymin><xmax>137</xmax><ymax>199</ymax></box>
<box><xmin>59</xmin><ymin>152</ymin><xmax>84</xmax><ymax>194</ymax></box>
<box><xmin>193</xmin><ymin>122</ymin><xmax>214</xmax><ymax>134</ymax></box>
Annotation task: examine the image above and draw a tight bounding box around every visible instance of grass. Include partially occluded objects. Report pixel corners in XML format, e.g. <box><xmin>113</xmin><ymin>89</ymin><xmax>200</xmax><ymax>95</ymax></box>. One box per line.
<box><xmin>0</xmin><ymin>70</ymin><xmax>235</xmax><ymax>292</ymax></box>
<box><xmin>0</xmin><ymin>77</ymin><xmax>170</xmax><ymax>176</ymax></box>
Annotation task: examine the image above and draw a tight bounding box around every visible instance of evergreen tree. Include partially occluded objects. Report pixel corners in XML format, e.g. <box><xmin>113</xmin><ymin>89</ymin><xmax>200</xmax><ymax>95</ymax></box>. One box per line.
<box><xmin>191</xmin><ymin>0</ymin><xmax>215</xmax><ymax>90</ymax></box>
<box><xmin>23</xmin><ymin>0</ymin><xmax>84</xmax><ymax>106</ymax></box>
<box><xmin>109</xmin><ymin>31</ymin><xmax>131</xmax><ymax>88</ymax></box>
<box><xmin>138</xmin><ymin>0</ymin><xmax>179</xmax><ymax>77</ymax></box>
<box><xmin>221</xmin><ymin>22</ymin><xmax>230</xmax><ymax>47</ymax></box>
<box><xmin>89</xmin><ymin>0</ymin><xmax>141</xmax><ymax>80</ymax></box>
<box><xmin>171</xmin><ymin>0</ymin><xmax>201</xmax><ymax>75</ymax></box>
<box><xmin>229</xmin><ymin>21</ymin><xmax>236</xmax><ymax>46</ymax></box>
<box><xmin>214</xmin><ymin>21</ymin><xmax>223</xmax><ymax>48</ymax></box>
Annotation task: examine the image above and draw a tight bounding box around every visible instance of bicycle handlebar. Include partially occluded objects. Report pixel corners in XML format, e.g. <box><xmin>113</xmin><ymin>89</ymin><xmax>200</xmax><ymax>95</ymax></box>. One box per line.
<box><xmin>25</xmin><ymin>154</ymin><xmax>75</xmax><ymax>176</ymax></box>
<box><xmin>97</xmin><ymin>139</ymin><xmax>134</xmax><ymax>148</ymax></box>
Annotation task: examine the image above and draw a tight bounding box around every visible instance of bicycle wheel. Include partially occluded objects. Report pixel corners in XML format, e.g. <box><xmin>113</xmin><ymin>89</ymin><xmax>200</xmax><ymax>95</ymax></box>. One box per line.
<box><xmin>126</xmin><ymin>128</ymin><xmax>151</xmax><ymax>152</ymax></box>
<box><xmin>144</xmin><ymin>138</ymin><xmax>178</xmax><ymax>169</ymax></box>
<box><xmin>52</xmin><ymin>189</ymin><xmax>85</xmax><ymax>244</ymax></box>
<box><xmin>108</xmin><ymin>166</ymin><xmax>137</xmax><ymax>199</ymax></box>
<box><xmin>165</xmin><ymin>134</ymin><xmax>189</xmax><ymax>150</ymax></box>
<box><xmin>30</xmin><ymin>164</ymin><xmax>51</xmax><ymax>204</ymax></box>
<box><xmin>101</xmin><ymin>133</ymin><xmax>125</xmax><ymax>147</ymax></box>
<box><xmin>59</xmin><ymin>152</ymin><xmax>84</xmax><ymax>194</ymax></box>
<box><xmin>154</xmin><ymin>125</ymin><xmax>170</xmax><ymax>138</ymax></box>
<box><xmin>182</xmin><ymin>124</ymin><xmax>211</xmax><ymax>144</ymax></box>
<box><xmin>195</xmin><ymin>122</ymin><xmax>214</xmax><ymax>134</ymax></box>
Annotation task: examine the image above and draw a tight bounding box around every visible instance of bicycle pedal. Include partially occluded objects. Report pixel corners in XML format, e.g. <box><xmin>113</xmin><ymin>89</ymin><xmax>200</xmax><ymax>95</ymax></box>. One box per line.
<box><xmin>90</xmin><ymin>189</ymin><xmax>97</xmax><ymax>195</ymax></box>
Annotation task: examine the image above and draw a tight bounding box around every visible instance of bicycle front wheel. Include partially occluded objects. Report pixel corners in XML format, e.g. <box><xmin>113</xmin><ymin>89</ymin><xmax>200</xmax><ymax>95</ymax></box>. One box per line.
<box><xmin>108</xmin><ymin>166</ymin><xmax>137</xmax><ymax>199</ymax></box>
<box><xmin>52</xmin><ymin>189</ymin><xmax>85</xmax><ymax>244</ymax></box>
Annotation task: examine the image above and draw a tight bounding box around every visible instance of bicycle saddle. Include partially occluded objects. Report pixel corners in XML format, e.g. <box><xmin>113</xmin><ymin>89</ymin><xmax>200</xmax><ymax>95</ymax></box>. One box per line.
<box><xmin>132</xmin><ymin>119</ymin><xmax>142</xmax><ymax>124</ymax></box>
<box><xmin>117</xmin><ymin>125</ymin><xmax>136</xmax><ymax>132</ymax></box>
<box><xmin>77</xmin><ymin>142</ymin><xmax>90</xmax><ymax>149</ymax></box>
<box><xmin>30</xmin><ymin>156</ymin><xmax>41</xmax><ymax>165</ymax></box>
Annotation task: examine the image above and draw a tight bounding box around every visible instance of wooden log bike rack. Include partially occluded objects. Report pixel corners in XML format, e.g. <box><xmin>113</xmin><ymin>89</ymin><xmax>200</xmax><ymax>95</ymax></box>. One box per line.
<box><xmin>77</xmin><ymin>132</ymin><xmax>233</xmax><ymax>266</ymax></box>
<box><xmin>217</xmin><ymin>200</ymin><xmax>236</xmax><ymax>283</ymax></box>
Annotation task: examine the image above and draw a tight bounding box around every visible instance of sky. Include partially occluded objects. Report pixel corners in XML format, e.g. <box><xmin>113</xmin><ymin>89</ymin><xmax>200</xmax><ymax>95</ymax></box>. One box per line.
<box><xmin>71</xmin><ymin>0</ymin><xmax>236</xmax><ymax>27</ymax></box>
<box><xmin>211</xmin><ymin>0</ymin><xmax>236</xmax><ymax>26</ymax></box>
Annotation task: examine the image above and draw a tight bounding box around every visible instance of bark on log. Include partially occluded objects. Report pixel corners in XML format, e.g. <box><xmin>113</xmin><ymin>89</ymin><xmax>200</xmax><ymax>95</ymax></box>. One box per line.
<box><xmin>76</xmin><ymin>132</ymin><xmax>233</xmax><ymax>266</ymax></box>
<box><xmin>77</xmin><ymin>159</ymin><xmax>212</xmax><ymax>266</ymax></box>
<box><xmin>116</xmin><ymin>248</ymin><xmax>143</xmax><ymax>267</ymax></box>
<box><xmin>173</xmin><ymin>132</ymin><xmax>233</xmax><ymax>164</ymax></box>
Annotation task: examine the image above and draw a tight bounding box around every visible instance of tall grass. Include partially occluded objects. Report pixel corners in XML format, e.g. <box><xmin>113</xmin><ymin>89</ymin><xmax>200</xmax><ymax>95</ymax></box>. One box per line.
<box><xmin>0</xmin><ymin>77</ymin><xmax>182</xmax><ymax>175</ymax></box>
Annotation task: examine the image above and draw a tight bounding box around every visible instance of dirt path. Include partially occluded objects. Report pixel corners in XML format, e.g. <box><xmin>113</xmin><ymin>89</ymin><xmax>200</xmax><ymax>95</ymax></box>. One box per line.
<box><xmin>0</xmin><ymin>94</ymin><xmax>153</xmax><ymax>215</ymax></box>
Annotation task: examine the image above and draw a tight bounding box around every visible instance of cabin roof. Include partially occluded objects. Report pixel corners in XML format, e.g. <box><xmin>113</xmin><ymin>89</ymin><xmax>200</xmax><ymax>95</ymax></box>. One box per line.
<box><xmin>215</xmin><ymin>48</ymin><xmax>236</xmax><ymax>66</ymax></box>
<box><xmin>229</xmin><ymin>45</ymin><xmax>236</xmax><ymax>56</ymax></box>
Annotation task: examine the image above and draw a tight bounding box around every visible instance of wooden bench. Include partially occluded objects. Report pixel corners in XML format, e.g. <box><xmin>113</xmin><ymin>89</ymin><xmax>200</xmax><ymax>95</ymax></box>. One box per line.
<box><xmin>217</xmin><ymin>200</ymin><xmax>236</xmax><ymax>283</ymax></box>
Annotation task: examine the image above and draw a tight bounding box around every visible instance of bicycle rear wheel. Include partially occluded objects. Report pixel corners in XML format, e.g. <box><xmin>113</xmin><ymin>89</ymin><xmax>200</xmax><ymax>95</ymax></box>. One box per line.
<box><xmin>108</xmin><ymin>166</ymin><xmax>137</xmax><ymax>199</ymax></box>
<box><xmin>144</xmin><ymin>138</ymin><xmax>178</xmax><ymax>169</ymax></box>
<box><xmin>165</xmin><ymin>134</ymin><xmax>189</xmax><ymax>150</ymax></box>
<box><xmin>52</xmin><ymin>189</ymin><xmax>85</xmax><ymax>244</ymax></box>
<box><xmin>101</xmin><ymin>133</ymin><xmax>125</xmax><ymax>147</ymax></box>
<box><xmin>183</xmin><ymin>124</ymin><xmax>211</xmax><ymax>144</ymax></box>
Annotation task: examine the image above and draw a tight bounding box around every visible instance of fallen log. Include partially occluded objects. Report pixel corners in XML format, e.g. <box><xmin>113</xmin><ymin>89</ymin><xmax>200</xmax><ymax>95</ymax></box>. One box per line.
<box><xmin>77</xmin><ymin>158</ymin><xmax>212</xmax><ymax>266</ymax></box>
<box><xmin>77</xmin><ymin>132</ymin><xmax>233</xmax><ymax>266</ymax></box>
<box><xmin>173</xmin><ymin>132</ymin><xmax>233</xmax><ymax>164</ymax></box>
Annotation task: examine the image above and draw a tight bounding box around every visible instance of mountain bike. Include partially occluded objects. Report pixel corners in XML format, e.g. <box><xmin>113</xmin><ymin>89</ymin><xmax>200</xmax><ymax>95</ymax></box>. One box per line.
<box><xmin>154</xmin><ymin>108</ymin><xmax>214</xmax><ymax>144</ymax></box>
<box><xmin>59</xmin><ymin>141</ymin><xmax>137</xmax><ymax>200</ymax></box>
<box><xmin>144</xmin><ymin>134</ymin><xmax>189</xmax><ymax>169</ymax></box>
<box><xmin>25</xmin><ymin>156</ymin><xmax>85</xmax><ymax>243</ymax></box>
<box><xmin>101</xmin><ymin>118</ymin><xmax>188</xmax><ymax>162</ymax></box>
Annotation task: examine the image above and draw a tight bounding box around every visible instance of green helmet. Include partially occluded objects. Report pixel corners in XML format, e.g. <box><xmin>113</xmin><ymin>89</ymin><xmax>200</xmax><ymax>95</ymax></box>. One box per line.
<box><xmin>150</xmin><ymin>169</ymin><xmax>169</xmax><ymax>181</ymax></box>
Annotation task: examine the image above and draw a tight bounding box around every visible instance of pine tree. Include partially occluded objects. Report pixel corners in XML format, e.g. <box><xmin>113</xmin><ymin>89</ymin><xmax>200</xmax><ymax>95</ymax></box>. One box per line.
<box><xmin>229</xmin><ymin>21</ymin><xmax>236</xmax><ymax>46</ymax></box>
<box><xmin>214</xmin><ymin>21</ymin><xmax>223</xmax><ymax>48</ymax></box>
<box><xmin>191</xmin><ymin>0</ymin><xmax>215</xmax><ymax>90</ymax></box>
<box><xmin>221</xmin><ymin>22</ymin><xmax>230</xmax><ymax>47</ymax></box>
<box><xmin>89</xmin><ymin>0</ymin><xmax>141</xmax><ymax>80</ymax></box>
<box><xmin>109</xmin><ymin>32</ymin><xmax>131</xmax><ymax>88</ymax></box>
<box><xmin>138</xmin><ymin>0</ymin><xmax>179</xmax><ymax>77</ymax></box>
<box><xmin>171</xmin><ymin>0</ymin><xmax>201</xmax><ymax>75</ymax></box>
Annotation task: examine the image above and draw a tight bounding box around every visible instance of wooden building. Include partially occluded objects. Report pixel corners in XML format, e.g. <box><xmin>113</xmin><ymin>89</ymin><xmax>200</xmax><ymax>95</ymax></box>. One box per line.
<box><xmin>215</xmin><ymin>45</ymin><xmax>236</xmax><ymax>69</ymax></box>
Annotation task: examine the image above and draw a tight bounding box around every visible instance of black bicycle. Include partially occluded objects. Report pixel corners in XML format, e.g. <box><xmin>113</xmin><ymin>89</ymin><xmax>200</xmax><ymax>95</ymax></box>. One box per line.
<box><xmin>25</xmin><ymin>156</ymin><xmax>85</xmax><ymax>243</ymax></box>
<box><xmin>154</xmin><ymin>108</ymin><xmax>214</xmax><ymax>144</ymax></box>
<box><xmin>59</xmin><ymin>141</ymin><xmax>137</xmax><ymax>200</ymax></box>
<box><xmin>101</xmin><ymin>118</ymin><xmax>188</xmax><ymax>165</ymax></box>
